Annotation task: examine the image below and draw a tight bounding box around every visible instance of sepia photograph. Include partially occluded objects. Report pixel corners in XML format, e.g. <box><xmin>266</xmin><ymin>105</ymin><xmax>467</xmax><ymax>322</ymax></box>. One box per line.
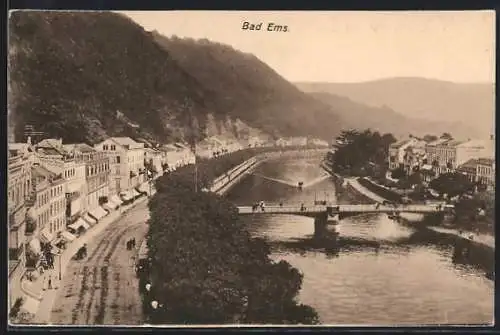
<box><xmin>7</xmin><ymin>9</ymin><xmax>495</xmax><ymax>327</ymax></box>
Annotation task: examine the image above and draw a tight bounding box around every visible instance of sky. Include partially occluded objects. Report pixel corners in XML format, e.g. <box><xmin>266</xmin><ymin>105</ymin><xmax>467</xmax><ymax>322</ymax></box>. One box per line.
<box><xmin>122</xmin><ymin>11</ymin><xmax>495</xmax><ymax>84</ymax></box>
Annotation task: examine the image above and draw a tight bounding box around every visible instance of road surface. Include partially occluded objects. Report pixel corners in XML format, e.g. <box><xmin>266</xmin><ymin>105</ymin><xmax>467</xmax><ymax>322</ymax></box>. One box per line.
<box><xmin>50</xmin><ymin>200</ymin><xmax>149</xmax><ymax>325</ymax></box>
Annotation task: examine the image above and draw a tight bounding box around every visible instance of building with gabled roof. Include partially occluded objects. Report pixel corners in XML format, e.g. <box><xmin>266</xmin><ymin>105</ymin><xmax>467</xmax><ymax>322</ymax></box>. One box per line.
<box><xmin>94</xmin><ymin>137</ymin><xmax>144</xmax><ymax>197</ymax></box>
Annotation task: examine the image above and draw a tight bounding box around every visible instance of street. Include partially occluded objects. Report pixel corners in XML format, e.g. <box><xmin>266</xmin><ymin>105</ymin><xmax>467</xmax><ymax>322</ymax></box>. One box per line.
<box><xmin>50</xmin><ymin>200</ymin><xmax>149</xmax><ymax>325</ymax></box>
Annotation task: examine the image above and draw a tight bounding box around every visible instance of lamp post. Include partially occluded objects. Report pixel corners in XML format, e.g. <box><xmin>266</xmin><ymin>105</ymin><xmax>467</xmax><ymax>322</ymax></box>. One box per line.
<box><xmin>57</xmin><ymin>251</ymin><xmax>62</xmax><ymax>281</ymax></box>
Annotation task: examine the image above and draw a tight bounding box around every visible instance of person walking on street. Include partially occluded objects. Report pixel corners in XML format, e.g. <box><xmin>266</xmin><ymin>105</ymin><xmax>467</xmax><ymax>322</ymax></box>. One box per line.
<box><xmin>48</xmin><ymin>275</ymin><xmax>53</xmax><ymax>290</ymax></box>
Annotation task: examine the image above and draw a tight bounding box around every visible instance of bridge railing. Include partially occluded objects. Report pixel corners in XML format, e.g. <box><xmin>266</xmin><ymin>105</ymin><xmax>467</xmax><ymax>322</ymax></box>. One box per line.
<box><xmin>237</xmin><ymin>203</ymin><xmax>451</xmax><ymax>214</ymax></box>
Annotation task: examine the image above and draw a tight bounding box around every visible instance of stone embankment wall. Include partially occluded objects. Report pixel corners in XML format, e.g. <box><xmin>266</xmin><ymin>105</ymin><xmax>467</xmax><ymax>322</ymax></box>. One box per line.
<box><xmin>211</xmin><ymin>149</ymin><xmax>329</xmax><ymax>196</ymax></box>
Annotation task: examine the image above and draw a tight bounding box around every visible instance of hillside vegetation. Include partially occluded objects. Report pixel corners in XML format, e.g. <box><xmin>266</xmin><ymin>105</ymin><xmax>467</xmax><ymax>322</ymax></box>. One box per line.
<box><xmin>152</xmin><ymin>33</ymin><xmax>342</xmax><ymax>140</ymax></box>
<box><xmin>8</xmin><ymin>11</ymin><xmax>341</xmax><ymax>145</ymax></box>
<box><xmin>297</xmin><ymin>78</ymin><xmax>494</xmax><ymax>138</ymax></box>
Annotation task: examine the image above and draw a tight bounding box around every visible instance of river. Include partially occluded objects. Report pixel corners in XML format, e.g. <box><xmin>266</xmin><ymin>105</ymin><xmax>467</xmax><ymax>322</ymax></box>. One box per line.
<box><xmin>225</xmin><ymin>156</ymin><xmax>494</xmax><ymax>326</ymax></box>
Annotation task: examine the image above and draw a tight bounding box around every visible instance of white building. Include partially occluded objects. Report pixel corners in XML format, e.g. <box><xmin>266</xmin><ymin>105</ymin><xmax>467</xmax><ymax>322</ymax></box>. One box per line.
<box><xmin>388</xmin><ymin>138</ymin><xmax>419</xmax><ymax>170</ymax></box>
<box><xmin>94</xmin><ymin>137</ymin><xmax>145</xmax><ymax>197</ymax></box>
<box><xmin>426</xmin><ymin>138</ymin><xmax>492</xmax><ymax>175</ymax></box>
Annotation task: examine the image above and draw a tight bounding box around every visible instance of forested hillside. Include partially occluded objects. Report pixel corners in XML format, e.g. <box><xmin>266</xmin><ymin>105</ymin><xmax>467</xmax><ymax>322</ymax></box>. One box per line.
<box><xmin>151</xmin><ymin>33</ymin><xmax>342</xmax><ymax>140</ymax></box>
<box><xmin>8</xmin><ymin>11</ymin><xmax>341</xmax><ymax>145</ymax></box>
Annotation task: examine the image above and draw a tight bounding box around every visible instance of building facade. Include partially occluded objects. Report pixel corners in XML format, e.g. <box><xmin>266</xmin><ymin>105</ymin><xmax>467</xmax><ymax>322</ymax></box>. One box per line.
<box><xmin>8</xmin><ymin>150</ymin><xmax>33</xmax><ymax>261</ymax></box>
<box><xmin>31</xmin><ymin>164</ymin><xmax>66</xmax><ymax>243</ymax></box>
<box><xmin>94</xmin><ymin>137</ymin><xmax>144</xmax><ymax>195</ymax></box>
<box><xmin>144</xmin><ymin>147</ymin><xmax>165</xmax><ymax>177</ymax></box>
<box><xmin>64</xmin><ymin>144</ymin><xmax>110</xmax><ymax>211</ymax></box>
<box><xmin>388</xmin><ymin>138</ymin><xmax>418</xmax><ymax>171</ymax></box>
<box><xmin>402</xmin><ymin>139</ymin><xmax>427</xmax><ymax>174</ymax></box>
<box><xmin>34</xmin><ymin>140</ymin><xmax>87</xmax><ymax>223</ymax></box>
<box><xmin>476</xmin><ymin>158</ymin><xmax>495</xmax><ymax>191</ymax></box>
<box><xmin>426</xmin><ymin>139</ymin><xmax>492</xmax><ymax>175</ymax></box>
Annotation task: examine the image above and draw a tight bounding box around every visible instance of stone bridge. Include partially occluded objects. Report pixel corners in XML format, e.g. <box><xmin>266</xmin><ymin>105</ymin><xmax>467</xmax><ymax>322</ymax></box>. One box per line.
<box><xmin>237</xmin><ymin>203</ymin><xmax>453</xmax><ymax>240</ymax></box>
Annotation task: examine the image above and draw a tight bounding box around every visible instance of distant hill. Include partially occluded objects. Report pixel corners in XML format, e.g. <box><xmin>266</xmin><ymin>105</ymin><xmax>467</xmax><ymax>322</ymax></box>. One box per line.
<box><xmin>308</xmin><ymin>92</ymin><xmax>482</xmax><ymax>140</ymax></box>
<box><xmin>296</xmin><ymin>78</ymin><xmax>495</xmax><ymax>138</ymax></box>
<box><xmin>8</xmin><ymin>11</ymin><xmax>342</xmax><ymax>145</ymax></box>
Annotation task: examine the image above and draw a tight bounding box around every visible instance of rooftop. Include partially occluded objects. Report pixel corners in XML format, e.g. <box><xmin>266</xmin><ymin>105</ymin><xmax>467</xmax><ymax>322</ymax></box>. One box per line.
<box><xmin>32</xmin><ymin>164</ymin><xmax>60</xmax><ymax>180</ymax></box>
<box><xmin>477</xmin><ymin>157</ymin><xmax>494</xmax><ymax>166</ymax></box>
<box><xmin>63</xmin><ymin>143</ymin><xmax>96</xmax><ymax>153</ymax></box>
<box><xmin>109</xmin><ymin>137</ymin><xmax>143</xmax><ymax>148</ymax></box>
<box><xmin>458</xmin><ymin>158</ymin><xmax>480</xmax><ymax>169</ymax></box>
<box><xmin>427</xmin><ymin>138</ymin><xmax>452</xmax><ymax>146</ymax></box>
<box><xmin>390</xmin><ymin>139</ymin><xmax>412</xmax><ymax>149</ymax></box>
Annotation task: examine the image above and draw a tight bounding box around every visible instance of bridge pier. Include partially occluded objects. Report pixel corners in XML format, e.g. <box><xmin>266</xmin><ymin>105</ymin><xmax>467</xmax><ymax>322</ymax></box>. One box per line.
<box><xmin>314</xmin><ymin>211</ymin><xmax>329</xmax><ymax>241</ymax></box>
<box><xmin>424</xmin><ymin>212</ymin><xmax>445</xmax><ymax>225</ymax></box>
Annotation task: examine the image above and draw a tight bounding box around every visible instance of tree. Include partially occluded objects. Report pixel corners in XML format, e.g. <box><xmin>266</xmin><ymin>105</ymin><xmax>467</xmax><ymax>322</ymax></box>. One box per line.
<box><xmin>391</xmin><ymin>167</ymin><xmax>406</xmax><ymax>180</ymax></box>
<box><xmin>423</xmin><ymin>134</ymin><xmax>438</xmax><ymax>143</ymax></box>
<box><xmin>146</xmin><ymin>157</ymin><xmax>319</xmax><ymax>325</ymax></box>
<box><xmin>329</xmin><ymin>128</ymin><xmax>396</xmax><ymax>177</ymax></box>
<box><xmin>440</xmin><ymin>132</ymin><xmax>453</xmax><ymax>140</ymax></box>
<box><xmin>429</xmin><ymin>172</ymin><xmax>474</xmax><ymax>197</ymax></box>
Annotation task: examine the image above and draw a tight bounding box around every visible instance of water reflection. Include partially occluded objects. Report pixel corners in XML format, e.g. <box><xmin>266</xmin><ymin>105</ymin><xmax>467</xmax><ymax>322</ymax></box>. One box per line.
<box><xmin>226</xmin><ymin>157</ymin><xmax>494</xmax><ymax>325</ymax></box>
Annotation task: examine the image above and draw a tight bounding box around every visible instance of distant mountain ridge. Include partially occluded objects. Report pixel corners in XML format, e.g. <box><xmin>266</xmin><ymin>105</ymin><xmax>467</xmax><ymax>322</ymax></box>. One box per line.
<box><xmin>8</xmin><ymin>11</ymin><xmax>342</xmax><ymax>146</ymax></box>
<box><xmin>307</xmin><ymin>91</ymin><xmax>483</xmax><ymax>140</ymax></box>
<box><xmin>296</xmin><ymin>77</ymin><xmax>495</xmax><ymax>138</ymax></box>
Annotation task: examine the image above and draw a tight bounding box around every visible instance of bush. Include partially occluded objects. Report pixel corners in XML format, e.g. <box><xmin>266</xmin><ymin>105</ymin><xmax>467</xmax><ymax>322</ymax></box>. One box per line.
<box><xmin>358</xmin><ymin>178</ymin><xmax>402</xmax><ymax>203</ymax></box>
<box><xmin>429</xmin><ymin>172</ymin><xmax>475</xmax><ymax>198</ymax></box>
<box><xmin>145</xmin><ymin>149</ymin><xmax>320</xmax><ymax>324</ymax></box>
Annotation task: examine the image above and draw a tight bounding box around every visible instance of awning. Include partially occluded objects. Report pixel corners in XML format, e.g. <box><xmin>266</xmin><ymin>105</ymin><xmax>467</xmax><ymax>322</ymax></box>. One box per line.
<box><xmin>89</xmin><ymin>206</ymin><xmax>107</xmax><ymax>221</ymax></box>
<box><xmin>120</xmin><ymin>191</ymin><xmax>134</xmax><ymax>202</ymax></box>
<box><xmin>103</xmin><ymin>201</ymin><xmax>119</xmax><ymax>211</ymax></box>
<box><xmin>39</xmin><ymin>229</ymin><xmax>54</xmax><ymax>244</ymax></box>
<box><xmin>61</xmin><ymin>230</ymin><xmax>77</xmax><ymax>242</ymax></box>
<box><xmin>83</xmin><ymin>214</ymin><xmax>97</xmax><ymax>226</ymax></box>
<box><xmin>110</xmin><ymin>195</ymin><xmax>123</xmax><ymax>206</ymax></box>
<box><xmin>68</xmin><ymin>218</ymin><xmax>90</xmax><ymax>231</ymax></box>
<box><xmin>138</xmin><ymin>183</ymin><xmax>150</xmax><ymax>193</ymax></box>
<box><xmin>21</xmin><ymin>296</ymin><xmax>40</xmax><ymax>315</ymax></box>
<box><xmin>28</xmin><ymin>238</ymin><xmax>42</xmax><ymax>255</ymax></box>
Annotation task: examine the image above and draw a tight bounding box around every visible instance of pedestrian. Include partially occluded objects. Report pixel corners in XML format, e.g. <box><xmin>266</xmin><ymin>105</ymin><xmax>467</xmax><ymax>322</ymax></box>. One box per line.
<box><xmin>48</xmin><ymin>275</ymin><xmax>52</xmax><ymax>290</ymax></box>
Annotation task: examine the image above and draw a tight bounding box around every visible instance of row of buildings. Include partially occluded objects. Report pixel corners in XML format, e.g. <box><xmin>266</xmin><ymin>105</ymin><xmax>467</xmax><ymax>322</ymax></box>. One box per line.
<box><xmin>8</xmin><ymin>136</ymin><xmax>196</xmax><ymax>277</ymax></box>
<box><xmin>9</xmin><ymin>132</ymin><xmax>329</xmax><ymax>273</ymax></box>
<box><xmin>388</xmin><ymin>135</ymin><xmax>495</xmax><ymax>190</ymax></box>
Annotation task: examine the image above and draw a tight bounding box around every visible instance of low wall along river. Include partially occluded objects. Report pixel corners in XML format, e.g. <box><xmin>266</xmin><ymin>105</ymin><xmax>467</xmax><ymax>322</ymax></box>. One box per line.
<box><xmin>222</xmin><ymin>152</ymin><xmax>493</xmax><ymax>326</ymax></box>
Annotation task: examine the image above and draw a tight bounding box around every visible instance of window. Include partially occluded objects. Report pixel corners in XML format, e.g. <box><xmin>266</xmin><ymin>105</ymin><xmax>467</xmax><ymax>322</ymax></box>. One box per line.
<box><xmin>111</xmin><ymin>145</ymin><xmax>116</xmax><ymax>151</ymax></box>
<box><xmin>116</xmin><ymin>156</ymin><xmax>121</xmax><ymax>163</ymax></box>
<box><xmin>103</xmin><ymin>145</ymin><xmax>109</xmax><ymax>150</ymax></box>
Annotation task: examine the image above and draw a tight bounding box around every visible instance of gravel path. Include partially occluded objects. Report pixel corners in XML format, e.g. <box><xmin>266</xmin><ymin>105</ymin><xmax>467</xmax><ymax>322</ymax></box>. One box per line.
<box><xmin>50</xmin><ymin>201</ymin><xmax>149</xmax><ymax>325</ymax></box>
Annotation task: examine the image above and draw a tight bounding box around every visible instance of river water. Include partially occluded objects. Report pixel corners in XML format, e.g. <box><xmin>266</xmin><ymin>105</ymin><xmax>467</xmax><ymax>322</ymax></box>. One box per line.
<box><xmin>225</xmin><ymin>156</ymin><xmax>494</xmax><ymax>326</ymax></box>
